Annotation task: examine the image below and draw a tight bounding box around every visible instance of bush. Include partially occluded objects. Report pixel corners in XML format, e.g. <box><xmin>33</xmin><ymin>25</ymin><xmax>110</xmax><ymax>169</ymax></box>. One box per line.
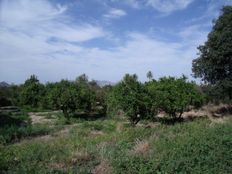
<box><xmin>147</xmin><ymin>76</ymin><xmax>204</xmax><ymax>120</ymax></box>
<box><xmin>107</xmin><ymin>74</ymin><xmax>153</xmax><ymax>125</ymax></box>
<box><xmin>0</xmin><ymin>124</ymin><xmax>52</xmax><ymax>144</ymax></box>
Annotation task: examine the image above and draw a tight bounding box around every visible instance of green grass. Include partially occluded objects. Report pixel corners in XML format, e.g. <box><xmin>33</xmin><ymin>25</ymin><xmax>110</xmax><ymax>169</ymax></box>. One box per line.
<box><xmin>0</xmin><ymin>117</ymin><xmax>232</xmax><ymax>174</ymax></box>
<box><xmin>0</xmin><ymin>124</ymin><xmax>53</xmax><ymax>144</ymax></box>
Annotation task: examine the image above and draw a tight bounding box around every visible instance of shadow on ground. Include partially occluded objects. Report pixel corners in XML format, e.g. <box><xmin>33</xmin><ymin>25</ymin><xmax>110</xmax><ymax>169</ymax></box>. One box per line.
<box><xmin>72</xmin><ymin>112</ymin><xmax>106</xmax><ymax>121</ymax></box>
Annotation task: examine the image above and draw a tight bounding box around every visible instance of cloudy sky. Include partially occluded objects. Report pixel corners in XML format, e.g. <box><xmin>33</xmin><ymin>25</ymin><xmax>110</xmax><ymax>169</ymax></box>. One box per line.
<box><xmin>0</xmin><ymin>0</ymin><xmax>232</xmax><ymax>84</ymax></box>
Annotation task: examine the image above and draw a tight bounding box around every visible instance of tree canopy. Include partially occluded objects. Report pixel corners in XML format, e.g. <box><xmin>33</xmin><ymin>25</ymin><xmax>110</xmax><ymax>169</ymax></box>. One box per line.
<box><xmin>192</xmin><ymin>6</ymin><xmax>232</xmax><ymax>101</ymax></box>
<box><xmin>147</xmin><ymin>76</ymin><xmax>204</xmax><ymax>119</ymax></box>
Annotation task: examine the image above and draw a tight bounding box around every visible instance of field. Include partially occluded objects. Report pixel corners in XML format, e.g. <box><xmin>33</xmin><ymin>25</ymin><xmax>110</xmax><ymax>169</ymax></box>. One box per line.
<box><xmin>1</xmin><ymin>110</ymin><xmax>232</xmax><ymax>174</ymax></box>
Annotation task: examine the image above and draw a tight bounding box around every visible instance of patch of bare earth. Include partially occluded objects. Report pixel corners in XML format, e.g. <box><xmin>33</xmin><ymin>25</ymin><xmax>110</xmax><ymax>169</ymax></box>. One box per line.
<box><xmin>91</xmin><ymin>160</ymin><xmax>113</xmax><ymax>174</ymax></box>
<box><xmin>28</xmin><ymin>111</ymin><xmax>59</xmax><ymax>124</ymax></box>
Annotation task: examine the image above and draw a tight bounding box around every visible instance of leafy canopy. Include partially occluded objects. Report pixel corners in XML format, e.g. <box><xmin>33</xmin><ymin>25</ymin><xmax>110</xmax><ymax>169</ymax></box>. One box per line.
<box><xmin>147</xmin><ymin>76</ymin><xmax>204</xmax><ymax>119</ymax></box>
<box><xmin>192</xmin><ymin>6</ymin><xmax>232</xmax><ymax>101</ymax></box>
<box><xmin>107</xmin><ymin>74</ymin><xmax>152</xmax><ymax>125</ymax></box>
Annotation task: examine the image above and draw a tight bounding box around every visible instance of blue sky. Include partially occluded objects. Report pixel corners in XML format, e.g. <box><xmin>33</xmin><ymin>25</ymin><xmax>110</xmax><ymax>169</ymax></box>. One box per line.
<box><xmin>0</xmin><ymin>0</ymin><xmax>232</xmax><ymax>84</ymax></box>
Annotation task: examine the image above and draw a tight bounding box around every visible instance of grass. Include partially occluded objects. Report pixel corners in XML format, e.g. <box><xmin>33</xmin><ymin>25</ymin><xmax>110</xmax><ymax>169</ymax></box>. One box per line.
<box><xmin>0</xmin><ymin>114</ymin><xmax>232</xmax><ymax>174</ymax></box>
<box><xmin>0</xmin><ymin>111</ymin><xmax>63</xmax><ymax>145</ymax></box>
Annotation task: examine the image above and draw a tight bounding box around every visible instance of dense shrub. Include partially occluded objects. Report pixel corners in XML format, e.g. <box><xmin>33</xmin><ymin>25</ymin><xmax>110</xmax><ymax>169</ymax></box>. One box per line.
<box><xmin>107</xmin><ymin>74</ymin><xmax>153</xmax><ymax>125</ymax></box>
<box><xmin>147</xmin><ymin>76</ymin><xmax>204</xmax><ymax>119</ymax></box>
<box><xmin>20</xmin><ymin>75</ymin><xmax>45</xmax><ymax>108</ymax></box>
<box><xmin>0</xmin><ymin>124</ymin><xmax>51</xmax><ymax>144</ymax></box>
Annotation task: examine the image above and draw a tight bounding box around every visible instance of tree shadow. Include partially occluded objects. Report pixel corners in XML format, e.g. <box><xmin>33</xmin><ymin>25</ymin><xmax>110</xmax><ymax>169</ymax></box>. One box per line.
<box><xmin>72</xmin><ymin>112</ymin><xmax>106</xmax><ymax>121</ymax></box>
<box><xmin>156</xmin><ymin>117</ymin><xmax>184</xmax><ymax>125</ymax></box>
<box><xmin>0</xmin><ymin>112</ymin><xmax>26</xmax><ymax>127</ymax></box>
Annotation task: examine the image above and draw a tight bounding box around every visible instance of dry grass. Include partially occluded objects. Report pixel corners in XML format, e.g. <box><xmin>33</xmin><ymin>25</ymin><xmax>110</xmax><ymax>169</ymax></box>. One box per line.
<box><xmin>15</xmin><ymin>134</ymin><xmax>52</xmax><ymax>145</ymax></box>
<box><xmin>202</xmin><ymin>103</ymin><xmax>232</xmax><ymax>115</ymax></box>
<box><xmin>89</xmin><ymin>130</ymin><xmax>105</xmax><ymax>138</ymax></box>
<box><xmin>130</xmin><ymin>139</ymin><xmax>150</xmax><ymax>156</ymax></box>
<box><xmin>49</xmin><ymin>162</ymin><xmax>66</xmax><ymax>170</ymax></box>
<box><xmin>182</xmin><ymin>104</ymin><xmax>232</xmax><ymax>121</ymax></box>
<box><xmin>28</xmin><ymin>112</ymin><xmax>57</xmax><ymax>124</ymax></box>
<box><xmin>183</xmin><ymin>109</ymin><xmax>207</xmax><ymax>119</ymax></box>
<box><xmin>71</xmin><ymin>150</ymin><xmax>93</xmax><ymax>164</ymax></box>
<box><xmin>116</xmin><ymin>122</ymin><xmax>124</xmax><ymax>132</ymax></box>
<box><xmin>91</xmin><ymin>160</ymin><xmax>113</xmax><ymax>174</ymax></box>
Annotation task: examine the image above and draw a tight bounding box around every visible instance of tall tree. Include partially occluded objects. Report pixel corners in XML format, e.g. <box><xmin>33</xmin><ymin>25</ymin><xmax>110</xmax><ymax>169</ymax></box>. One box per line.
<box><xmin>192</xmin><ymin>6</ymin><xmax>232</xmax><ymax>101</ymax></box>
<box><xmin>146</xmin><ymin>71</ymin><xmax>153</xmax><ymax>81</ymax></box>
<box><xmin>147</xmin><ymin>76</ymin><xmax>204</xmax><ymax>120</ymax></box>
<box><xmin>20</xmin><ymin>75</ymin><xmax>44</xmax><ymax>108</ymax></box>
<box><xmin>107</xmin><ymin>74</ymin><xmax>152</xmax><ymax>125</ymax></box>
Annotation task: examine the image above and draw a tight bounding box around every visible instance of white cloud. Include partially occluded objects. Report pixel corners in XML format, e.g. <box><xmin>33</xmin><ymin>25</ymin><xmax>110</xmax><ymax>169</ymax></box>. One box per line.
<box><xmin>0</xmin><ymin>0</ymin><xmax>210</xmax><ymax>84</ymax></box>
<box><xmin>0</xmin><ymin>26</ymin><xmax>206</xmax><ymax>83</ymax></box>
<box><xmin>104</xmin><ymin>8</ymin><xmax>127</xmax><ymax>19</ymax></box>
<box><xmin>0</xmin><ymin>0</ymin><xmax>67</xmax><ymax>26</ymax></box>
<box><xmin>117</xmin><ymin>0</ymin><xmax>194</xmax><ymax>13</ymax></box>
<box><xmin>0</xmin><ymin>0</ymin><xmax>106</xmax><ymax>43</ymax></box>
<box><xmin>146</xmin><ymin>0</ymin><xmax>194</xmax><ymax>13</ymax></box>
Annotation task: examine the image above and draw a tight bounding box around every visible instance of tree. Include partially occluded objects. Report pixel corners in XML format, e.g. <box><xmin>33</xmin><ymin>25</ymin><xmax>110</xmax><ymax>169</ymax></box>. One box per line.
<box><xmin>48</xmin><ymin>80</ymin><xmax>78</xmax><ymax>120</ymax></box>
<box><xmin>192</xmin><ymin>6</ymin><xmax>232</xmax><ymax>102</ymax></box>
<box><xmin>75</xmin><ymin>74</ymin><xmax>96</xmax><ymax>113</ymax></box>
<box><xmin>148</xmin><ymin>76</ymin><xmax>204</xmax><ymax>120</ymax></box>
<box><xmin>107</xmin><ymin>74</ymin><xmax>152</xmax><ymax>125</ymax></box>
<box><xmin>146</xmin><ymin>71</ymin><xmax>153</xmax><ymax>81</ymax></box>
<box><xmin>20</xmin><ymin>75</ymin><xmax>44</xmax><ymax>108</ymax></box>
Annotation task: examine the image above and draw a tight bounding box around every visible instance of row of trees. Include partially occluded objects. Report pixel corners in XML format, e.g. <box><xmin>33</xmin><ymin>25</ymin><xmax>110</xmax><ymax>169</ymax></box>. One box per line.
<box><xmin>107</xmin><ymin>74</ymin><xmax>204</xmax><ymax>125</ymax></box>
<box><xmin>1</xmin><ymin>71</ymin><xmax>229</xmax><ymax>125</ymax></box>
<box><xmin>0</xmin><ymin>6</ymin><xmax>231</xmax><ymax>125</ymax></box>
<box><xmin>1</xmin><ymin>72</ymin><xmax>204</xmax><ymax>125</ymax></box>
<box><xmin>0</xmin><ymin>74</ymin><xmax>107</xmax><ymax>120</ymax></box>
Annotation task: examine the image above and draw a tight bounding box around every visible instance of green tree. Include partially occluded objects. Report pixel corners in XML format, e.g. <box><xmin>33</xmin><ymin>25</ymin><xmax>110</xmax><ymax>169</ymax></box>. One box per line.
<box><xmin>48</xmin><ymin>80</ymin><xmax>78</xmax><ymax>120</ymax></box>
<box><xmin>149</xmin><ymin>76</ymin><xmax>204</xmax><ymax>120</ymax></box>
<box><xmin>20</xmin><ymin>75</ymin><xmax>44</xmax><ymax>108</ymax></box>
<box><xmin>192</xmin><ymin>6</ymin><xmax>232</xmax><ymax>102</ymax></box>
<box><xmin>107</xmin><ymin>74</ymin><xmax>152</xmax><ymax>125</ymax></box>
<box><xmin>146</xmin><ymin>71</ymin><xmax>153</xmax><ymax>81</ymax></box>
<box><xmin>75</xmin><ymin>74</ymin><xmax>96</xmax><ymax>113</ymax></box>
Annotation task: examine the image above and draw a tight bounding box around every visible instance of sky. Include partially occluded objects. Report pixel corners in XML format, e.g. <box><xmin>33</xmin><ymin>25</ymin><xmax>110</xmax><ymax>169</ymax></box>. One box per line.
<box><xmin>0</xmin><ymin>0</ymin><xmax>232</xmax><ymax>84</ymax></box>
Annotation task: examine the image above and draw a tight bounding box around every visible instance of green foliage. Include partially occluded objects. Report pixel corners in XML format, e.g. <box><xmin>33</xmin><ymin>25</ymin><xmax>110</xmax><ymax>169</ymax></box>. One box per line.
<box><xmin>75</xmin><ymin>74</ymin><xmax>96</xmax><ymax>113</ymax></box>
<box><xmin>110</xmin><ymin>119</ymin><xmax>232</xmax><ymax>174</ymax></box>
<box><xmin>46</xmin><ymin>74</ymin><xmax>98</xmax><ymax>120</ymax></box>
<box><xmin>1</xmin><ymin>117</ymin><xmax>232</xmax><ymax>173</ymax></box>
<box><xmin>107</xmin><ymin>74</ymin><xmax>204</xmax><ymax>123</ymax></box>
<box><xmin>107</xmin><ymin>74</ymin><xmax>153</xmax><ymax>125</ymax></box>
<box><xmin>0</xmin><ymin>85</ymin><xmax>21</xmax><ymax>106</ymax></box>
<box><xmin>146</xmin><ymin>71</ymin><xmax>153</xmax><ymax>81</ymax></box>
<box><xmin>48</xmin><ymin>80</ymin><xmax>78</xmax><ymax>119</ymax></box>
<box><xmin>0</xmin><ymin>97</ymin><xmax>12</xmax><ymax>107</ymax></box>
<box><xmin>147</xmin><ymin>76</ymin><xmax>204</xmax><ymax>119</ymax></box>
<box><xmin>0</xmin><ymin>112</ymin><xmax>52</xmax><ymax>144</ymax></box>
<box><xmin>0</xmin><ymin>124</ymin><xmax>51</xmax><ymax>144</ymax></box>
<box><xmin>192</xmin><ymin>6</ymin><xmax>232</xmax><ymax>102</ymax></box>
<box><xmin>20</xmin><ymin>75</ymin><xmax>45</xmax><ymax>108</ymax></box>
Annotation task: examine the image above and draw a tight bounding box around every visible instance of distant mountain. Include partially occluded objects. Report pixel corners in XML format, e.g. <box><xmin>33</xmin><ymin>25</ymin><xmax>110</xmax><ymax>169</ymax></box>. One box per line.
<box><xmin>96</xmin><ymin>80</ymin><xmax>116</xmax><ymax>87</ymax></box>
<box><xmin>0</xmin><ymin>81</ymin><xmax>10</xmax><ymax>87</ymax></box>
